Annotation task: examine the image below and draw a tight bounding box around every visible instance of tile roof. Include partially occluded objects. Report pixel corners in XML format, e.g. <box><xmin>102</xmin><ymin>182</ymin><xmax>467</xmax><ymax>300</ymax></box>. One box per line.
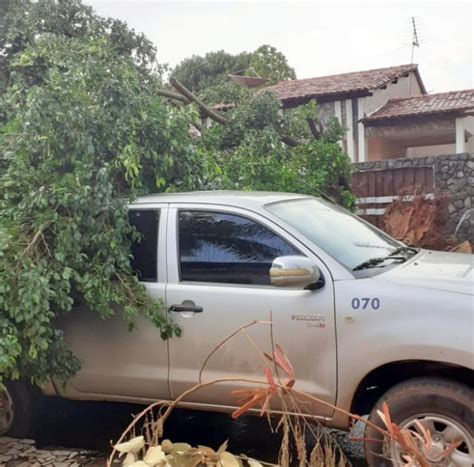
<box><xmin>363</xmin><ymin>89</ymin><xmax>474</xmax><ymax>124</ymax></box>
<box><xmin>261</xmin><ymin>64</ymin><xmax>426</xmax><ymax>106</ymax></box>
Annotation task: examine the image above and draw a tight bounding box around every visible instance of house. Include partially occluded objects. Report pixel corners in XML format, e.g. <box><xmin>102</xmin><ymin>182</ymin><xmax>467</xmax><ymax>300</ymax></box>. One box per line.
<box><xmin>361</xmin><ymin>90</ymin><xmax>474</xmax><ymax>160</ymax></box>
<box><xmin>262</xmin><ymin>64</ymin><xmax>474</xmax><ymax>162</ymax></box>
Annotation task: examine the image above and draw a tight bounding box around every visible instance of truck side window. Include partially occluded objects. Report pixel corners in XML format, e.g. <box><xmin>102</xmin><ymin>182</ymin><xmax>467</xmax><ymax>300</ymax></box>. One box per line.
<box><xmin>129</xmin><ymin>209</ymin><xmax>159</xmax><ymax>282</ymax></box>
<box><xmin>178</xmin><ymin>211</ymin><xmax>298</xmax><ymax>286</ymax></box>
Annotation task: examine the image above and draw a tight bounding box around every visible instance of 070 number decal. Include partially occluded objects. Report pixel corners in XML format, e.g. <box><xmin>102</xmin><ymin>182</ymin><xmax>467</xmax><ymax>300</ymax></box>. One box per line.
<box><xmin>351</xmin><ymin>297</ymin><xmax>380</xmax><ymax>310</ymax></box>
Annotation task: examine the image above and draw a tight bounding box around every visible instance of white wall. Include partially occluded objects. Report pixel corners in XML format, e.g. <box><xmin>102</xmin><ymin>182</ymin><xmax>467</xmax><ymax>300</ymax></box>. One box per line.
<box><xmin>464</xmin><ymin>115</ymin><xmax>474</xmax><ymax>133</ymax></box>
<box><xmin>345</xmin><ymin>99</ymin><xmax>355</xmax><ymax>161</ymax></box>
<box><xmin>406</xmin><ymin>143</ymin><xmax>456</xmax><ymax>157</ymax></box>
<box><xmin>332</xmin><ymin>72</ymin><xmax>426</xmax><ymax>162</ymax></box>
<box><xmin>348</xmin><ymin>71</ymin><xmax>423</xmax><ymax>162</ymax></box>
<box><xmin>317</xmin><ymin>102</ymin><xmax>336</xmax><ymax>125</ymax></box>
<box><xmin>455</xmin><ymin>116</ymin><xmax>474</xmax><ymax>153</ymax></box>
<box><xmin>363</xmin><ymin>71</ymin><xmax>423</xmax><ymax>117</ymax></box>
<box><xmin>465</xmin><ymin>116</ymin><xmax>474</xmax><ymax>153</ymax></box>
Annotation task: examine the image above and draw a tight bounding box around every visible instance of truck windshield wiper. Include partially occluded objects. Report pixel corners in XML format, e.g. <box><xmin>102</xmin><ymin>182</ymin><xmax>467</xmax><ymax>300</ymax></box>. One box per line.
<box><xmin>352</xmin><ymin>246</ymin><xmax>419</xmax><ymax>271</ymax></box>
<box><xmin>389</xmin><ymin>246</ymin><xmax>419</xmax><ymax>256</ymax></box>
<box><xmin>352</xmin><ymin>255</ymin><xmax>407</xmax><ymax>271</ymax></box>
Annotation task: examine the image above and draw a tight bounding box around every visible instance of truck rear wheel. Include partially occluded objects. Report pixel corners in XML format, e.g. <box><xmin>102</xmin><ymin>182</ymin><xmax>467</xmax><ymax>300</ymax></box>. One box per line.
<box><xmin>0</xmin><ymin>381</ymin><xmax>39</xmax><ymax>439</ymax></box>
<box><xmin>364</xmin><ymin>377</ymin><xmax>474</xmax><ymax>467</ymax></box>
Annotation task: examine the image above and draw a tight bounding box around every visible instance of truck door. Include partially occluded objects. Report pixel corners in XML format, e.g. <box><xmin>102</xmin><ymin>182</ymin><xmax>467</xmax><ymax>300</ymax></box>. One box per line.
<box><xmin>61</xmin><ymin>205</ymin><xmax>171</xmax><ymax>401</ymax></box>
<box><xmin>165</xmin><ymin>204</ymin><xmax>337</xmax><ymax>418</ymax></box>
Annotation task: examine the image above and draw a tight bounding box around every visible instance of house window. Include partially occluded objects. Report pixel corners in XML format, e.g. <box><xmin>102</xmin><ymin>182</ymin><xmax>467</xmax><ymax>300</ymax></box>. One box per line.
<box><xmin>178</xmin><ymin>211</ymin><xmax>298</xmax><ymax>286</ymax></box>
<box><xmin>129</xmin><ymin>210</ymin><xmax>159</xmax><ymax>282</ymax></box>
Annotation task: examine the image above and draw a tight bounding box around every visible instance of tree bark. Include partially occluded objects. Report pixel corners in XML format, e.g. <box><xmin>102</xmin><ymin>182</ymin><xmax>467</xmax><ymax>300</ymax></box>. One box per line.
<box><xmin>306</xmin><ymin>117</ymin><xmax>322</xmax><ymax>140</ymax></box>
<box><xmin>278</xmin><ymin>132</ymin><xmax>303</xmax><ymax>147</ymax></box>
<box><xmin>164</xmin><ymin>78</ymin><xmax>305</xmax><ymax>147</ymax></box>
<box><xmin>156</xmin><ymin>88</ymin><xmax>190</xmax><ymax>104</ymax></box>
<box><xmin>170</xmin><ymin>77</ymin><xmax>229</xmax><ymax>125</ymax></box>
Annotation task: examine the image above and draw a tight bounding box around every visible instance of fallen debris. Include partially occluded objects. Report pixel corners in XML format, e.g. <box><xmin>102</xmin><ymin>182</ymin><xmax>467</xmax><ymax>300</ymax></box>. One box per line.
<box><xmin>449</xmin><ymin>241</ymin><xmax>473</xmax><ymax>254</ymax></box>
<box><xmin>381</xmin><ymin>192</ymin><xmax>453</xmax><ymax>250</ymax></box>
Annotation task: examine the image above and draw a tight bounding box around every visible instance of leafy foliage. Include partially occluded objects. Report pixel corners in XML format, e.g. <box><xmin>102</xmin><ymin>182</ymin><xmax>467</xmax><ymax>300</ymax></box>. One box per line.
<box><xmin>0</xmin><ymin>0</ymin><xmax>353</xmax><ymax>386</ymax></box>
<box><xmin>170</xmin><ymin>50</ymin><xmax>252</xmax><ymax>94</ymax></box>
<box><xmin>199</xmin><ymin>80</ymin><xmax>251</xmax><ymax>106</ymax></box>
<box><xmin>249</xmin><ymin>44</ymin><xmax>296</xmax><ymax>83</ymax></box>
<box><xmin>170</xmin><ymin>44</ymin><xmax>296</xmax><ymax>104</ymax></box>
<box><xmin>202</xmin><ymin>94</ymin><xmax>354</xmax><ymax>208</ymax></box>
<box><xmin>0</xmin><ymin>0</ymin><xmax>160</xmax><ymax>93</ymax></box>
<box><xmin>0</xmin><ymin>32</ymin><xmax>212</xmax><ymax>384</ymax></box>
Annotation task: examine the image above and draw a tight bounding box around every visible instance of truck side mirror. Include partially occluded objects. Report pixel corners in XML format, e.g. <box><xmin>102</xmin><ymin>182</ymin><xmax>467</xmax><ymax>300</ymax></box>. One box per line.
<box><xmin>270</xmin><ymin>256</ymin><xmax>323</xmax><ymax>290</ymax></box>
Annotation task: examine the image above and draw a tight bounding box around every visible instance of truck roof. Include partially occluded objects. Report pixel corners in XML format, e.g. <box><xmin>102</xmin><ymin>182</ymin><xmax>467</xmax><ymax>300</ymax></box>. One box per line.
<box><xmin>132</xmin><ymin>190</ymin><xmax>313</xmax><ymax>209</ymax></box>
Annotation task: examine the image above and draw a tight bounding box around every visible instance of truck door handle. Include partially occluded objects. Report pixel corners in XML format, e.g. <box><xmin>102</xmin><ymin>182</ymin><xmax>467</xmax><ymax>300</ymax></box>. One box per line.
<box><xmin>169</xmin><ymin>304</ymin><xmax>203</xmax><ymax>313</ymax></box>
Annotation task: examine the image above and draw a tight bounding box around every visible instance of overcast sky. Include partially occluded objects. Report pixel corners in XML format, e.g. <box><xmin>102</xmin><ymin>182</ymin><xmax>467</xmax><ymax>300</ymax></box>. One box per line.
<box><xmin>84</xmin><ymin>1</ymin><xmax>473</xmax><ymax>93</ymax></box>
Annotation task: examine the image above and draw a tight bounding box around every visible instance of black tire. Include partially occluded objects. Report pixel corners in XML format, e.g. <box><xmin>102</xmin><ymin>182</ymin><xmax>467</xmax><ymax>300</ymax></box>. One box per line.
<box><xmin>0</xmin><ymin>381</ymin><xmax>40</xmax><ymax>439</ymax></box>
<box><xmin>364</xmin><ymin>377</ymin><xmax>474</xmax><ymax>467</ymax></box>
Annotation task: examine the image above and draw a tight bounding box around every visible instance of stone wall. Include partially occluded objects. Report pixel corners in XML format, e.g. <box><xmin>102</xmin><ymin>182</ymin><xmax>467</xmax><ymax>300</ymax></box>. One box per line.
<box><xmin>352</xmin><ymin>153</ymin><xmax>474</xmax><ymax>243</ymax></box>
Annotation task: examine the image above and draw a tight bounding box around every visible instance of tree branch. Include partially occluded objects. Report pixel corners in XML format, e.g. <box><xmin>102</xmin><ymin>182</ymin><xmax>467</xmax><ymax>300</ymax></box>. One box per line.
<box><xmin>278</xmin><ymin>131</ymin><xmax>303</xmax><ymax>147</ymax></box>
<box><xmin>155</xmin><ymin>88</ymin><xmax>190</xmax><ymax>104</ymax></box>
<box><xmin>164</xmin><ymin>78</ymin><xmax>304</xmax><ymax>146</ymax></box>
<box><xmin>170</xmin><ymin>77</ymin><xmax>229</xmax><ymax>125</ymax></box>
<box><xmin>156</xmin><ymin>88</ymin><xmax>203</xmax><ymax>132</ymax></box>
<box><xmin>306</xmin><ymin>117</ymin><xmax>322</xmax><ymax>140</ymax></box>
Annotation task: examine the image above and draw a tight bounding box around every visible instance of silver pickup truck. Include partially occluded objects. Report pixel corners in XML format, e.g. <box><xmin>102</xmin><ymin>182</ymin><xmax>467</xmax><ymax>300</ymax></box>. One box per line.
<box><xmin>2</xmin><ymin>191</ymin><xmax>473</xmax><ymax>466</ymax></box>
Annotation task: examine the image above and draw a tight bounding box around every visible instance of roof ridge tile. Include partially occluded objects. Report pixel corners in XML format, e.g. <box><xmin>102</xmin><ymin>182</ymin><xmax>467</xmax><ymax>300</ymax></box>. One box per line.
<box><xmin>261</xmin><ymin>64</ymin><xmax>422</xmax><ymax>104</ymax></box>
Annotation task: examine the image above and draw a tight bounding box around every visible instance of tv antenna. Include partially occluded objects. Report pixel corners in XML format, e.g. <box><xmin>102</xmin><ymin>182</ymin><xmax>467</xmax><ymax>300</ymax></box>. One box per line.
<box><xmin>409</xmin><ymin>16</ymin><xmax>420</xmax><ymax>96</ymax></box>
<box><xmin>410</xmin><ymin>16</ymin><xmax>420</xmax><ymax>64</ymax></box>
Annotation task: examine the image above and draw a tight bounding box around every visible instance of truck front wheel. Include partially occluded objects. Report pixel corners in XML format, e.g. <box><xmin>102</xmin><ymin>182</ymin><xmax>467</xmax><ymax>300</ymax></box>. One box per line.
<box><xmin>364</xmin><ymin>377</ymin><xmax>474</xmax><ymax>467</ymax></box>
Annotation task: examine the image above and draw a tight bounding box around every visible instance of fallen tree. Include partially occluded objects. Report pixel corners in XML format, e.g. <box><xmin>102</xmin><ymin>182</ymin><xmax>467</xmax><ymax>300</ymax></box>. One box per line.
<box><xmin>0</xmin><ymin>0</ymin><xmax>354</xmax><ymax>386</ymax></box>
<box><xmin>0</xmin><ymin>34</ymin><xmax>197</xmax><ymax>384</ymax></box>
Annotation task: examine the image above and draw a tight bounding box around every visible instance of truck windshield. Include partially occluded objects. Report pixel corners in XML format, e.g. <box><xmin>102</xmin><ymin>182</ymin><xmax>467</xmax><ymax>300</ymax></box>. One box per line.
<box><xmin>266</xmin><ymin>198</ymin><xmax>401</xmax><ymax>271</ymax></box>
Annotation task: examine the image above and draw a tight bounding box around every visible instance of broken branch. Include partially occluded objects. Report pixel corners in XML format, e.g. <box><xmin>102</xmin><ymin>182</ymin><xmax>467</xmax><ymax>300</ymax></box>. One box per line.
<box><xmin>155</xmin><ymin>88</ymin><xmax>190</xmax><ymax>104</ymax></box>
<box><xmin>278</xmin><ymin>131</ymin><xmax>303</xmax><ymax>147</ymax></box>
<box><xmin>170</xmin><ymin>77</ymin><xmax>229</xmax><ymax>125</ymax></box>
<box><xmin>166</xmin><ymin>78</ymin><xmax>306</xmax><ymax>147</ymax></box>
<box><xmin>306</xmin><ymin>117</ymin><xmax>322</xmax><ymax>139</ymax></box>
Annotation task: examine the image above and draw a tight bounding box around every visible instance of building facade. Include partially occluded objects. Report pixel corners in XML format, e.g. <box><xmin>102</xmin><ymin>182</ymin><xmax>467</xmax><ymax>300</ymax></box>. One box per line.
<box><xmin>263</xmin><ymin>64</ymin><xmax>474</xmax><ymax>162</ymax></box>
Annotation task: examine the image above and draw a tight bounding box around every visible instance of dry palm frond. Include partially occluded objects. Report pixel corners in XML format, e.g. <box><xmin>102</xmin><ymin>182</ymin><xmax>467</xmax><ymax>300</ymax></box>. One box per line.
<box><xmin>108</xmin><ymin>313</ymin><xmax>447</xmax><ymax>467</ymax></box>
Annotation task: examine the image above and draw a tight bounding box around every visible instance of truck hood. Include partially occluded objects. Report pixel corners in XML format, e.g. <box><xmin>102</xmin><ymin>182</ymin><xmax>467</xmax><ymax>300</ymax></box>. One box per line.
<box><xmin>375</xmin><ymin>250</ymin><xmax>474</xmax><ymax>296</ymax></box>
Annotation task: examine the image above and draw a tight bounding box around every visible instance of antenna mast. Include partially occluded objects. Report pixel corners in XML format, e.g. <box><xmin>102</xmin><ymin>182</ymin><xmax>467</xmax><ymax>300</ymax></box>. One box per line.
<box><xmin>410</xmin><ymin>16</ymin><xmax>420</xmax><ymax>64</ymax></box>
<box><xmin>409</xmin><ymin>16</ymin><xmax>420</xmax><ymax>96</ymax></box>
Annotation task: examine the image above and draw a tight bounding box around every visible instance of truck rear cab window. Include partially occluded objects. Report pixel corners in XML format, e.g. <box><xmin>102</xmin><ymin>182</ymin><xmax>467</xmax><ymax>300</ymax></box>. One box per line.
<box><xmin>178</xmin><ymin>210</ymin><xmax>298</xmax><ymax>286</ymax></box>
<box><xmin>129</xmin><ymin>209</ymin><xmax>159</xmax><ymax>282</ymax></box>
